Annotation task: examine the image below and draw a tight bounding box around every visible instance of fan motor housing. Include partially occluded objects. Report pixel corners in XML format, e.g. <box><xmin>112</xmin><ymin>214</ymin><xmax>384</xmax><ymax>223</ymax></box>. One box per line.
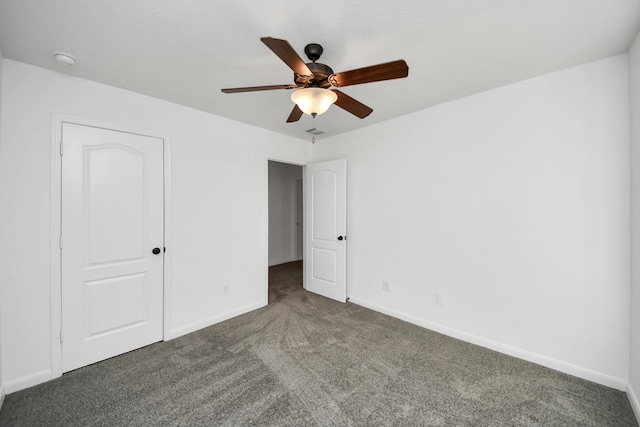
<box><xmin>295</xmin><ymin>62</ymin><xmax>334</xmax><ymax>88</ymax></box>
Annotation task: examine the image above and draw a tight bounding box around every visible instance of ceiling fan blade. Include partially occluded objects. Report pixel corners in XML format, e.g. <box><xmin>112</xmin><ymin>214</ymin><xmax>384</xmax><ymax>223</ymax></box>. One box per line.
<box><xmin>286</xmin><ymin>105</ymin><xmax>303</xmax><ymax>123</ymax></box>
<box><xmin>332</xmin><ymin>89</ymin><xmax>373</xmax><ymax>119</ymax></box>
<box><xmin>329</xmin><ymin>60</ymin><xmax>409</xmax><ymax>87</ymax></box>
<box><xmin>221</xmin><ymin>84</ymin><xmax>298</xmax><ymax>94</ymax></box>
<box><xmin>261</xmin><ymin>37</ymin><xmax>313</xmax><ymax>78</ymax></box>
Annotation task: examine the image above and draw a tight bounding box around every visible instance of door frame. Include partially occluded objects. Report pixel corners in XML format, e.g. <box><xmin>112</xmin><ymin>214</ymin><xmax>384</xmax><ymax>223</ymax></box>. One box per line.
<box><xmin>50</xmin><ymin>114</ymin><xmax>173</xmax><ymax>379</ymax></box>
<box><xmin>294</xmin><ymin>177</ymin><xmax>304</xmax><ymax>261</ymax></box>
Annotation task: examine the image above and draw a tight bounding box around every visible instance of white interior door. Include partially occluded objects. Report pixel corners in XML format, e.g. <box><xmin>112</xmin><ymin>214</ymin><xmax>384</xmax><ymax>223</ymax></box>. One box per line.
<box><xmin>304</xmin><ymin>159</ymin><xmax>347</xmax><ymax>302</ymax></box>
<box><xmin>61</xmin><ymin>123</ymin><xmax>164</xmax><ymax>372</ymax></box>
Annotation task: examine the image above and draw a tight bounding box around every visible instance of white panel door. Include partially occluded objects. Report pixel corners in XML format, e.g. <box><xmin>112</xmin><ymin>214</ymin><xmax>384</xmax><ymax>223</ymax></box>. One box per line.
<box><xmin>304</xmin><ymin>159</ymin><xmax>346</xmax><ymax>302</ymax></box>
<box><xmin>61</xmin><ymin>123</ymin><xmax>164</xmax><ymax>372</ymax></box>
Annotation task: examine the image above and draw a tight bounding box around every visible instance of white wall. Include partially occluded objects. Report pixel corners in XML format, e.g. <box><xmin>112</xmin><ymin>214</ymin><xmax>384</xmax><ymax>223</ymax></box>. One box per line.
<box><xmin>629</xmin><ymin>30</ymin><xmax>640</xmax><ymax>419</ymax></box>
<box><xmin>0</xmin><ymin>48</ymin><xmax>5</xmax><ymax>409</ymax></box>
<box><xmin>268</xmin><ymin>161</ymin><xmax>303</xmax><ymax>266</ymax></box>
<box><xmin>0</xmin><ymin>52</ymin><xmax>635</xmax><ymax>399</ymax></box>
<box><xmin>315</xmin><ymin>55</ymin><xmax>631</xmax><ymax>389</ymax></box>
<box><xmin>0</xmin><ymin>60</ymin><xmax>312</xmax><ymax>392</ymax></box>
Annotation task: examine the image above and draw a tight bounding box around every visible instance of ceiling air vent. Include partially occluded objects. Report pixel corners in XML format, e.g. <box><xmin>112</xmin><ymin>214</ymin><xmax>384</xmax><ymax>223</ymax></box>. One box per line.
<box><xmin>306</xmin><ymin>128</ymin><xmax>326</xmax><ymax>136</ymax></box>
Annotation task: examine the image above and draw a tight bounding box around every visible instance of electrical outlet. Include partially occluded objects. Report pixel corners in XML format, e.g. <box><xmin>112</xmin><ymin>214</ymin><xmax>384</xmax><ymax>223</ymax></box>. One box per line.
<box><xmin>382</xmin><ymin>280</ymin><xmax>390</xmax><ymax>292</ymax></box>
<box><xmin>436</xmin><ymin>292</ymin><xmax>445</xmax><ymax>306</ymax></box>
<box><xmin>223</xmin><ymin>283</ymin><xmax>230</xmax><ymax>295</ymax></box>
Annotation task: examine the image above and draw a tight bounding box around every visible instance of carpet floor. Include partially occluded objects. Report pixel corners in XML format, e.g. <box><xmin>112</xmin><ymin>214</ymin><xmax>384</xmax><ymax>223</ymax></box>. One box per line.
<box><xmin>0</xmin><ymin>260</ymin><xmax>637</xmax><ymax>426</ymax></box>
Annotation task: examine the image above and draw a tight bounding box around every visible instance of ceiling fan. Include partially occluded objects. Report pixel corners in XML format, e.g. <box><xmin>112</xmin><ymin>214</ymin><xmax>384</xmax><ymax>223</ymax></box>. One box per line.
<box><xmin>221</xmin><ymin>37</ymin><xmax>409</xmax><ymax>123</ymax></box>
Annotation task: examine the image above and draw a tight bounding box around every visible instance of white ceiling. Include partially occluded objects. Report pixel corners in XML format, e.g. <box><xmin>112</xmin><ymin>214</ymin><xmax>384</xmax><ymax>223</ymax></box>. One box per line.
<box><xmin>0</xmin><ymin>0</ymin><xmax>639</xmax><ymax>141</ymax></box>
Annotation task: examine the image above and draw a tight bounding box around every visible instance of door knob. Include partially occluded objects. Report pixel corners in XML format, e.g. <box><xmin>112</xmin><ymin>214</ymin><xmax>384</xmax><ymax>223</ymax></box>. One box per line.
<box><xmin>152</xmin><ymin>247</ymin><xmax>161</xmax><ymax>255</ymax></box>
<box><xmin>337</xmin><ymin>236</ymin><xmax>344</xmax><ymax>241</ymax></box>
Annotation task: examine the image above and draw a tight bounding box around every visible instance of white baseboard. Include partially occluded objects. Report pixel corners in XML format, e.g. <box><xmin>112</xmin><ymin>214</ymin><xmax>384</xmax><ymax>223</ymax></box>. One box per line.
<box><xmin>1</xmin><ymin>303</ymin><xmax>266</xmax><ymax>395</ymax></box>
<box><xmin>0</xmin><ymin>383</ymin><xmax>5</xmax><ymax>410</ymax></box>
<box><xmin>268</xmin><ymin>257</ymin><xmax>302</xmax><ymax>267</ymax></box>
<box><xmin>348</xmin><ymin>297</ymin><xmax>627</xmax><ymax>391</ymax></box>
<box><xmin>3</xmin><ymin>369</ymin><xmax>53</xmax><ymax>394</ymax></box>
<box><xmin>167</xmin><ymin>300</ymin><xmax>266</xmax><ymax>340</ymax></box>
<box><xmin>628</xmin><ymin>383</ymin><xmax>640</xmax><ymax>424</ymax></box>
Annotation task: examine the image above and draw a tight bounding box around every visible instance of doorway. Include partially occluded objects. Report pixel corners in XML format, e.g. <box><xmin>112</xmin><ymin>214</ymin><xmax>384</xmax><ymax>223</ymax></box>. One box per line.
<box><xmin>267</xmin><ymin>158</ymin><xmax>348</xmax><ymax>304</ymax></box>
<box><xmin>268</xmin><ymin>161</ymin><xmax>304</xmax><ymax>267</ymax></box>
<box><xmin>268</xmin><ymin>160</ymin><xmax>304</xmax><ymax>301</ymax></box>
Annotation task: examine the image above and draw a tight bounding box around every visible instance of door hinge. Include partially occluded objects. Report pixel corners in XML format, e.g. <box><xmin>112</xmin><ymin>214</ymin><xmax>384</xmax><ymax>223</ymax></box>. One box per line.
<box><xmin>60</xmin><ymin>329</ymin><xmax>63</xmax><ymax>343</ymax></box>
<box><xmin>59</xmin><ymin>236</ymin><xmax>63</xmax><ymax>249</ymax></box>
<box><xmin>59</xmin><ymin>141</ymin><xmax>63</xmax><ymax>156</ymax></box>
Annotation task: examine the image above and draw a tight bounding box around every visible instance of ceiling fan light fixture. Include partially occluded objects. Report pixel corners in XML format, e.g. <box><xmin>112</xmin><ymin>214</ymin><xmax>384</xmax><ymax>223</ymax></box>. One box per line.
<box><xmin>291</xmin><ymin>88</ymin><xmax>337</xmax><ymax>117</ymax></box>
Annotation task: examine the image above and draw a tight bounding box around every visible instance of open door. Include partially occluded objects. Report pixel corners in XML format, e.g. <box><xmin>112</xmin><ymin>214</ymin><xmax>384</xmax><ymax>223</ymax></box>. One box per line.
<box><xmin>304</xmin><ymin>159</ymin><xmax>347</xmax><ymax>302</ymax></box>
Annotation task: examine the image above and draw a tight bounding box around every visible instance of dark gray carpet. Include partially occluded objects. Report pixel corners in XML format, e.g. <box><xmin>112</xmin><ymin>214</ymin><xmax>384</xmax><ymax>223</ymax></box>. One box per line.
<box><xmin>0</xmin><ymin>260</ymin><xmax>637</xmax><ymax>426</ymax></box>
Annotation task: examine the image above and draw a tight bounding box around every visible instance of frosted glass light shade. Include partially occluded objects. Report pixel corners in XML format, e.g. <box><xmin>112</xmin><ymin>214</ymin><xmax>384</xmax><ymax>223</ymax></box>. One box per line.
<box><xmin>291</xmin><ymin>88</ymin><xmax>338</xmax><ymax>116</ymax></box>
